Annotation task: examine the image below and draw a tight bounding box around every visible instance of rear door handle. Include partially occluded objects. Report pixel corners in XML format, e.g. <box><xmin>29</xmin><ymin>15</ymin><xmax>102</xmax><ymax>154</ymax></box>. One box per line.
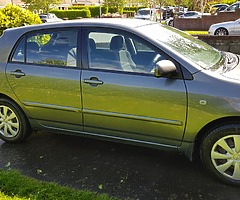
<box><xmin>83</xmin><ymin>77</ymin><xmax>103</xmax><ymax>86</ymax></box>
<box><xmin>10</xmin><ymin>70</ymin><xmax>25</xmax><ymax>78</ymax></box>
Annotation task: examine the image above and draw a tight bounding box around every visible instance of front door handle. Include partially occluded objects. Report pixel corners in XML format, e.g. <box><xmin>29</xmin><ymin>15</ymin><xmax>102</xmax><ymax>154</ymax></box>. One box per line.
<box><xmin>10</xmin><ymin>69</ymin><xmax>25</xmax><ymax>78</ymax></box>
<box><xmin>83</xmin><ymin>77</ymin><xmax>103</xmax><ymax>86</ymax></box>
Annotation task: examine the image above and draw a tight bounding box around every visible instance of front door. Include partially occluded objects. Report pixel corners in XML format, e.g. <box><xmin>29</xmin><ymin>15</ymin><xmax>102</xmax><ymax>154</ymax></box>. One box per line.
<box><xmin>233</xmin><ymin>19</ymin><xmax>240</xmax><ymax>35</ymax></box>
<box><xmin>81</xmin><ymin>29</ymin><xmax>187</xmax><ymax>147</ymax></box>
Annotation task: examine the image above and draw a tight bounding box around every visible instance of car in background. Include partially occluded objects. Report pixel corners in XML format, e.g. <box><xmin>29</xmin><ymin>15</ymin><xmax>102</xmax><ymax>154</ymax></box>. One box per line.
<box><xmin>166</xmin><ymin>11</ymin><xmax>201</xmax><ymax>26</ymax></box>
<box><xmin>162</xmin><ymin>6</ymin><xmax>175</xmax><ymax>20</ymax></box>
<box><xmin>1</xmin><ymin>18</ymin><xmax>240</xmax><ymax>186</ymax></box>
<box><xmin>39</xmin><ymin>13</ymin><xmax>63</xmax><ymax>23</ymax></box>
<box><xmin>221</xmin><ymin>1</ymin><xmax>240</xmax><ymax>12</ymax></box>
<box><xmin>208</xmin><ymin>18</ymin><xmax>240</xmax><ymax>35</ymax></box>
<box><xmin>134</xmin><ymin>8</ymin><xmax>159</xmax><ymax>21</ymax></box>
<box><xmin>178</xmin><ymin>11</ymin><xmax>202</xmax><ymax>18</ymax></box>
<box><xmin>210</xmin><ymin>4</ymin><xmax>229</xmax><ymax>14</ymax></box>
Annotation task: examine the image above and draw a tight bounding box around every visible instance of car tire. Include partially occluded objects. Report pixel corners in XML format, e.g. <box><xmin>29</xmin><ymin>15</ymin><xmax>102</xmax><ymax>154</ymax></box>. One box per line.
<box><xmin>0</xmin><ymin>98</ymin><xmax>32</xmax><ymax>143</ymax></box>
<box><xmin>168</xmin><ymin>20</ymin><xmax>173</xmax><ymax>26</ymax></box>
<box><xmin>201</xmin><ymin>123</ymin><xmax>240</xmax><ymax>186</ymax></box>
<box><xmin>214</xmin><ymin>28</ymin><xmax>228</xmax><ymax>36</ymax></box>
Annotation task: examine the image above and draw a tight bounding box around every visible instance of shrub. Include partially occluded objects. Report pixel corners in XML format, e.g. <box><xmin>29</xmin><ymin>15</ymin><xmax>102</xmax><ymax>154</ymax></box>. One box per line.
<box><xmin>51</xmin><ymin>9</ymin><xmax>91</xmax><ymax>19</ymax></box>
<box><xmin>123</xmin><ymin>6</ymin><xmax>138</xmax><ymax>12</ymax></box>
<box><xmin>88</xmin><ymin>6</ymin><xmax>108</xmax><ymax>17</ymax></box>
<box><xmin>123</xmin><ymin>10</ymin><xmax>135</xmax><ymax>18</ymax></box>
<box><xmin>108</xmin><ymin>7</ymin><xmax>119</xmax><ymax>13</ymax></box>
<box><xmin>0</xmin><ymin>4</ymin><xmax>41</xmax><ymax>34</ymax></box>
<box><xmin>68</xmin><ymin>6</ymin><xmax>88</xmax><ymax>10</ymax></box>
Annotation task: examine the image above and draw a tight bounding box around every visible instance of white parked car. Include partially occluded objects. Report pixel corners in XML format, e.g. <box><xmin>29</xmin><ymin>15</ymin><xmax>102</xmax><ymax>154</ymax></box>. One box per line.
<box><xmin>39</xmin><ymin>13</ymin><xmax>63</xmax><ymax>23</ymax></box>
<box><xmin>178</xmin><ymin>11</ymin><xmax>202</xmax><ymax>18</ymax></box>
<box><xmin>221</xmin><ymin>1</ymin><xmax>240</xmax><ymax>12</ymax></box>
<box><xmin>210</xmin><ymin>4</ymin><xmax>229</xmax><ymax>13</ymax></box>
<box><xmin>166</xmin><ymin>11</ymin><xmax>202</xmax><ymax>26</ymax></box>
<box><xmin>134</xmin><ymin>8</ymin><xmax>159</xmax><ymax>21</ymax></box>
<box><xmin>208</xmin><ymin>18</ymin><xmax>240</xmax><ymax>35</ymax></box>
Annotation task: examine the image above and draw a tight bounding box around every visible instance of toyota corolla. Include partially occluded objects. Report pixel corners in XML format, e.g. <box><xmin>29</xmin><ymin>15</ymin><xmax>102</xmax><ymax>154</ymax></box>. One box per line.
<box><xmin>0</xmin><ymin>19</ymin><xmax>240</xmax><ymax>186</ymax></box>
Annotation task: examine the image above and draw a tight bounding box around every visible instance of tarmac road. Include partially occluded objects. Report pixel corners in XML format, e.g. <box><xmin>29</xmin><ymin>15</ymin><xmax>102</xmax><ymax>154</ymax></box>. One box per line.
<box><xmin>0</xmin><ymin>131</ymin><xmax>240</xmax><ymax>200</ymax></box>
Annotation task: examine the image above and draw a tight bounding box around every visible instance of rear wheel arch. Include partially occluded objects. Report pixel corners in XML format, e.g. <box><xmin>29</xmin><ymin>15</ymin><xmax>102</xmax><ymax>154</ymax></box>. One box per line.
<box><xmin>0</xmin><ymin>94</ymin><xmax>32</xmax><ymax>143</ymax></box>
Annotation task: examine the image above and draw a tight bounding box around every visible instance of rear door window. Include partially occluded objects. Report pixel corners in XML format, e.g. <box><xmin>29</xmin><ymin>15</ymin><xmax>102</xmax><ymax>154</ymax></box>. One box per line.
<box><xmin>11</xmin><ymin>29</ymin><xmax>78</xmax><ymax>67</ymax></box>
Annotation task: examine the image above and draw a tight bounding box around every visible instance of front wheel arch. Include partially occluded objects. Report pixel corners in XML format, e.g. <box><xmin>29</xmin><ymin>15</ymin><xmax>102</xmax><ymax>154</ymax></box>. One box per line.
<box><xmin>192</xmin><ymin>117</ymin><xmax>240</xmax><ymax>161</ymax></box>
<box><xmin>214</xmin><ymin>27</ymin><xmax>229</xmax><ymax>35</ymax></box>
<box><xmin>200</xmin><ymin>123</ymin><xmax>240</xmax><ymax>186</ymax></box>
<box><xmin>191</xmin><ymin>117</ymin><xmax>240</xmax><ymax>185</ymax></box>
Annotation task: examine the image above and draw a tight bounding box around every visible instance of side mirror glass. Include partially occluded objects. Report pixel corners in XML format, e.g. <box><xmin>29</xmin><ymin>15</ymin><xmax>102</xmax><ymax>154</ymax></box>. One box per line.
<box><xmin>154</xmin><ymin>60</ymin><xmax>177</xmax><ymax>78</ymax></box>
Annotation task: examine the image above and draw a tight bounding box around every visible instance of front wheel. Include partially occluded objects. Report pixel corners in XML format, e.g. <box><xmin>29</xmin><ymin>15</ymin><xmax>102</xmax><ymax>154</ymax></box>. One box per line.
<box><xmin>201</xmin><ymin>124</ymin><xmax>240</xmax><ymax>186</ymax></box>
<box><xmin>0</xmin><ymin>98</ymin><xmax>32</xmax><ymax>143</ymax></box>
<box><xmin>168</xmin><ymin>20</ymin><xmax>173</xmax><ymax>26</ymax></box>
<box><xmin>215</xmin><ymin>28</ymin><xmax>228</xmax><ymax>36</ymax></box>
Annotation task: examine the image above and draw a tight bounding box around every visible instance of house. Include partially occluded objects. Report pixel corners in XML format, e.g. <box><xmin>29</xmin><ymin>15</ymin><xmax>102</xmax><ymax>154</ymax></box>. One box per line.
<box><xmin>0</xmin><ymin>0</ymin><xmax>101</xmax><ymax>9</ymax></box>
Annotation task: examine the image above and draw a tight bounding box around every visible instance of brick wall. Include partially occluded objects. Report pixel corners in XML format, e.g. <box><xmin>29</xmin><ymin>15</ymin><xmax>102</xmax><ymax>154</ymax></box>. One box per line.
<box><xmin>198</xmin><ymin>35</ymin><xmax>240</xmax><ymax>54</ymax></box>
<box><xmin>174</xmin><ymin>9</ymin><xmax>240</xmax><ymax>31</ymax></box>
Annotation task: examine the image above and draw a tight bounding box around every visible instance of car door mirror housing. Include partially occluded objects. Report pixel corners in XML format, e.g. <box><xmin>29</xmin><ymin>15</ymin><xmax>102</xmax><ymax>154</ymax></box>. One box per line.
<box><xmin>154</xmin><ymin>60</ymin><xmax>177</xmax><ymax>78</ymax></box>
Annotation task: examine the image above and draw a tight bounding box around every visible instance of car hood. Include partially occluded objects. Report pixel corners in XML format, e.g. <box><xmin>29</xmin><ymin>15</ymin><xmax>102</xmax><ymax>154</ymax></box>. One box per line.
<box><xmin>135</xmin><ymin>15</ymin><xmax>150</xmax><ymax>19</ymax></box>
<box><xmin>212</xmin><ymin>21</ymin><xmax>234</xmax><ymax>27</ymax></box>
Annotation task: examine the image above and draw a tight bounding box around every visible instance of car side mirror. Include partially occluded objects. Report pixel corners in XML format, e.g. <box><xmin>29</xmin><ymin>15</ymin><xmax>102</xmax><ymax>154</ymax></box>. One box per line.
<box><xmin>154</xmin><ymin>60</ymin><xmax>177</xmax><ymax>78</ymax></box>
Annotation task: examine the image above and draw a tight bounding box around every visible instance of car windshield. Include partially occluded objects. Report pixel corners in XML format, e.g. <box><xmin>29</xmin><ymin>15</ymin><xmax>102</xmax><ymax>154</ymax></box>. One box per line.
<box><xmin>137</xmin><ymin>10</ymin><xmax>150</xmax><ymax>15</ymax></box>
<box><xmin>39</xmin><ymin>15</ymin><xmax>47</xmax><ymax>19</ymax></box>
<box><xmin>137</xmin><ymin>23</ymin><xmax>221</xmax><ymax>69</ymax></box>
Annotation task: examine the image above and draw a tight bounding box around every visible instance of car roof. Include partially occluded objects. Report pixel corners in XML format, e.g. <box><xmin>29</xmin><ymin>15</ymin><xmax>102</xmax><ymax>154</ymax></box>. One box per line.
<box><xmin>4</xmin><ymin>18</ymin><xmax>155</xmax><ymax>34</ymax></box>
<box><xmin>211</xmin><ymin>3</ymin><xmax>229</xmax><ymax>7</ymax></box>
<box><xmin>1</xmin><ymin>19</ymin><xmax>157</xmax><ymax>53</ymax></box>
<box><xmin>137</xmin><ymin>8</ymin><xmax>151</xmax><ymax>10</ymax></box>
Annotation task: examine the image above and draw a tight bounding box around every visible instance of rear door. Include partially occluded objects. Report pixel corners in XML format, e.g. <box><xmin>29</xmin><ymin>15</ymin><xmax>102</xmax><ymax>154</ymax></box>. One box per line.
<box><xmin>6</xmin><ymin>28</ymin><xmax>83</xmax><ymax>131</ymax></box>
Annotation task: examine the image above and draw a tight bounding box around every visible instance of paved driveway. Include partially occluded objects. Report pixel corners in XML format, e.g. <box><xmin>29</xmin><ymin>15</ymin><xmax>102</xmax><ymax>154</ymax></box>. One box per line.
<box><xmin>0</xmin><ymin>131</ymin><xmax>239</xmax><ymax>200</ymax></box>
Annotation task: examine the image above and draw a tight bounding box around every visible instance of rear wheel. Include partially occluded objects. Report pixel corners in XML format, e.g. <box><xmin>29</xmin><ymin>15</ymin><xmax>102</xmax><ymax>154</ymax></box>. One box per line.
<box><xmin>215</xmin><ymin>28</ymin><xmax>228</xmax><ymax>36</ymax></box>
<box><xmin>0</xmin><ymin>98</ymin><xmax>32</xmax><ymax>143</ymax></box>
<box><xmin>201</xmin><ymin>124</ymin><xmax>240</xmax><ymax>186</ymax></box>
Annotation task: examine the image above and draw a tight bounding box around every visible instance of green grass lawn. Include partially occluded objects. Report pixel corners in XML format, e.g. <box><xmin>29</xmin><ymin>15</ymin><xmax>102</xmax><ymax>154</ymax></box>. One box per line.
<box><xmin>0</xmin><ymin>170</ymin><xmax>119</xmax><ymax>200</ymax></box>
<box><xmin>0</xmin><ymin>192</ymin><xmax>24</xmax><ymax>200</ymax></box>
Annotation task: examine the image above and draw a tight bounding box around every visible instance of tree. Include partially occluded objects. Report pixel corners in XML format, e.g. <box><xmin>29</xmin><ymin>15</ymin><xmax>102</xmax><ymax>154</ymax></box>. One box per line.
<box><xmin>22</xmin><ymin>0</ymin><xmax>62</xmax><ymax>14</ymax></box>
<box><xmin>0</xmin><ymin>4</ymin><xmax>42</xmax><ymax>34</ymax></box>
<box><xmin>104</xmin><ymin>0</ymin><xmax>127</xmax><ymax>13</ymax></box>
<box><xmin>104</xmin><ymin>0</ymin><xmax>126</xmax><ymax>8</ymax></box>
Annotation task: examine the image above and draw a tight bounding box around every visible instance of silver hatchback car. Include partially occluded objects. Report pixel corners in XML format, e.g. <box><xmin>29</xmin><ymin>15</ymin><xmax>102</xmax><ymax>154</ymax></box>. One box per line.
<box><xmin>0</xmin><ymin>19</ymin><xmax>240</xmax><ymax>186</ymax></box>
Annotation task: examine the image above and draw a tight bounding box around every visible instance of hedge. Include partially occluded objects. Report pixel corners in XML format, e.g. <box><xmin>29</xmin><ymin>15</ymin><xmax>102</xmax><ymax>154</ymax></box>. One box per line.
<box><xmin>51</xmin><ymin>9</ymin><xmax>91</xmax><ymax>20</ymax></box>
<box><xmin>68</xmin><ymin>6</ymin><xmax>88</xmax><ymax>10</ymax></box>
<box><xmin>107</xmin><ymin>7</ymin><xmax>124</xmax><ymax>14</ymax></box>
<box><xmin>123</xmin><ymin>6</ymin><xmax>146</xmax><ymax>12</ymax></box>
<box><xmin>69</xmin><ymin>6</ymin><xmax>108</xmax><ymax>17</ymax></box>
<box><xmin>123</xmin><ymin>10</ymin><xmax>135</xmax><ymax>18</ymax></box>
<box><xmin>68</xmin><ymin>6</ymin><xmax>146</xmax><ymax>16</ymax></box>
